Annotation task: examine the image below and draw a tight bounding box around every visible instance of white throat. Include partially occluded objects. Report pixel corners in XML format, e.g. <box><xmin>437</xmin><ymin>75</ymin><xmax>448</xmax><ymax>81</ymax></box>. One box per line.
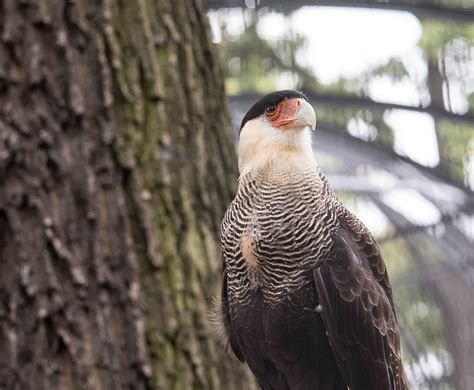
<box><xmin>238</xmin><ymin>119</ymin><xmax>317</xmax><ymax>178</ymax></box>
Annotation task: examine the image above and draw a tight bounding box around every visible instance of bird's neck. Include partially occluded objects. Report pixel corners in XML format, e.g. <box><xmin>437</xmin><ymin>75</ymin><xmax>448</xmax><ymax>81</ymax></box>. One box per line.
<box><xmin>238</xmin><ymin>129</ymin><xmax>317</xmax><ymax>180</ymax></box>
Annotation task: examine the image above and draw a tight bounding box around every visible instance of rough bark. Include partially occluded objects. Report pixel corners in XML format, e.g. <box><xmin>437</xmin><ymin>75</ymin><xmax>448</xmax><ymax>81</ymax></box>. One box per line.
<box><xmin>0</xmin><ymin>1</ymin><xmax>257</xmax><ymax>389</ymax></box>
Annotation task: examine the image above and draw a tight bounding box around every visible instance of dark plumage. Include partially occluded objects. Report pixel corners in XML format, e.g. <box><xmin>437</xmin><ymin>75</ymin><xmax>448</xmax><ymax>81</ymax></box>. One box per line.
<box><xmin>216</xmin><ymin>90</ymin><xmax>408</xmax><ymax>390</ymax></box>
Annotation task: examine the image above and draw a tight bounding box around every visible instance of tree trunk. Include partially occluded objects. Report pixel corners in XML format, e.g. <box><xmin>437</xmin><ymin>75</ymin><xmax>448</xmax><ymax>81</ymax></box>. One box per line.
<box><xmin>0</xmin><ymin>1</ymin><xmax>257</xmax><ymax>389</ymax></box>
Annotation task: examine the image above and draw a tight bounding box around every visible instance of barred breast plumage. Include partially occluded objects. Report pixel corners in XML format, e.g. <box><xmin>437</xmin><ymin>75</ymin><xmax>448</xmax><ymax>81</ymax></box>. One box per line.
<box><xmin>221</xmin><ymin>165</ymin><xmax>337</xmax><ymax>303</ymax></box>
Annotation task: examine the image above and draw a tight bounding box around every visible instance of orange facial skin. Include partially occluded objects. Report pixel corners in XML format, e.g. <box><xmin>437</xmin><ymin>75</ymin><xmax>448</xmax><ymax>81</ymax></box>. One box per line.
<box><xmin>266</xmin><ymin>98</ymin><xmax>304</xmax><ymax>130</ymax></box>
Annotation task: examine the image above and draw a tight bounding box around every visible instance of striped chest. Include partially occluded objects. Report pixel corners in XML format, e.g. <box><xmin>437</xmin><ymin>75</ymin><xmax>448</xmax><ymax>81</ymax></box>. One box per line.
<box><xmin>221</xmin><ymin>170</ymin><xmax>338</xmax><ymax>300</ymax></box>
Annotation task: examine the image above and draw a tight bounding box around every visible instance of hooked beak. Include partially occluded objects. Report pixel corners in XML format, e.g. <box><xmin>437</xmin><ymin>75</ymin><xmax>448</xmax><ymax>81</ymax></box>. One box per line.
<box><xmin>271</xmin><ymin>98</ymin><xmax>317</xmax><ymax>131</ymax></box>
<box><xmin>294</xmin><ymin>100</ymin><xmax>317</xmax><ymax>131</ymax></box>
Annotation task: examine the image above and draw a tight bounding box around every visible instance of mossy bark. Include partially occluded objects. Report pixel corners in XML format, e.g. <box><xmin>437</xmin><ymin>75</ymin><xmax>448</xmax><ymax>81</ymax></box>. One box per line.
<box><xmin>0</xmin><ymin>1</ymin><xmax>257</xmax><ymax>389</ymax></box>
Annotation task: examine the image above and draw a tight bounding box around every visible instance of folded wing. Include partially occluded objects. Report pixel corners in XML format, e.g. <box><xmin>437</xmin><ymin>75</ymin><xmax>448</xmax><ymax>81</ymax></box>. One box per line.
<box><xmin>313</xmin><ymin>213</ymin><xmax>408</xmax><ymax>390</ymax></box>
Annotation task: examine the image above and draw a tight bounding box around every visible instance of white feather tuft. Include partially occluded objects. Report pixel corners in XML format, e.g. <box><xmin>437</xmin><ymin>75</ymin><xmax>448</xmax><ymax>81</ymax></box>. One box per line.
<box><xmin>208</xmin><ymin>296</ymin><xmax>235</xmax><ymax>357</ymax></box>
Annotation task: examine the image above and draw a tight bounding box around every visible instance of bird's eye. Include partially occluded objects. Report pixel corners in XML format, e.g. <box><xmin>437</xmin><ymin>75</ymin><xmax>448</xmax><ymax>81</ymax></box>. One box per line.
<box><xmin>265</xmin><ymin>105</ymin><xmax>277</xmax><ymax>115</ymax></box>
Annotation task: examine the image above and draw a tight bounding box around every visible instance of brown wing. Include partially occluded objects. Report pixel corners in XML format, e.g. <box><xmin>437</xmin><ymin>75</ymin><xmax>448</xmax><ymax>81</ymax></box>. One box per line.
<box><xmin>313</xmin><ymin>212</ymin><xmax>408</xmax><ymax>390</ymax></box>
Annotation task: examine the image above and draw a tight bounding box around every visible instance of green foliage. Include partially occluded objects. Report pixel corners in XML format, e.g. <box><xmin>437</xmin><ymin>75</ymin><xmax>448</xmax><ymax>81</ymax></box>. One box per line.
<box><xmin>437</xmin><ymin>120</ymin><xmax>474</xmax><ymax>185</ymax></box>
<box><xmin>372</xmin><ymin>58</ymin><xmax>410</xmax><ymax>81</ymax></box>
<box><xmin>218</xmin><ymin>13</ymin><xmax>318</xmax><ymax>94</ymax></box>
<box><xmin>381</xmin><ymin>238</ymin><xmax>415</xmax><ymax>277</ymax></box>
<box><xmin>420</xmin><ymin>19</ymin><xmax>474</xmax><ymax>58</ymax></box>
<box><xmin>398</xmin><ymin>283</ymin><xmax>447</xmax><ymax>354</ymax></box>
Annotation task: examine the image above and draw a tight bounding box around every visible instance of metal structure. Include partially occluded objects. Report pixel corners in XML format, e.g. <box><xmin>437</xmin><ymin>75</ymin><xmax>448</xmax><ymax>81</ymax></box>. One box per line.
<box><xmin>207</xmin><ymin>0</ymin><xmax>474</xmax><ymax>22</ymax></box>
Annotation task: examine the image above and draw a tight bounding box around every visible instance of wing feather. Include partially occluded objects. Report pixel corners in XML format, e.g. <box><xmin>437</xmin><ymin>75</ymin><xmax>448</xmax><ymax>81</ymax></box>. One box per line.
<box><xmin>313</xmin><ymin>212</ymin><xmax>408</xmax><ymax>389</ymax></box>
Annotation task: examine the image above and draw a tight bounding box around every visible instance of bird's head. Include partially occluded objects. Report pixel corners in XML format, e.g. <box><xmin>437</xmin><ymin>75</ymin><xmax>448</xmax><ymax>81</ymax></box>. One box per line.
<box><xmin>238</xmin><ymin>90</ymin><xmax>317</xmax><ymax>175</ymax></box>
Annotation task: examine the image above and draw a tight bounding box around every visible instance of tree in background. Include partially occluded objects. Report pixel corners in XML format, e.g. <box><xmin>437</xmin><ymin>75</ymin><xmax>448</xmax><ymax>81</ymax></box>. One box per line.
<box><xmin>419</xmin><ymin>19</ymin><xmax>474</xmax><ymax>185</ymax></box>
<box><xmin>0</xmin><ymin>1</ymin><xmax>257</xmax><ymax>389</ymax></box>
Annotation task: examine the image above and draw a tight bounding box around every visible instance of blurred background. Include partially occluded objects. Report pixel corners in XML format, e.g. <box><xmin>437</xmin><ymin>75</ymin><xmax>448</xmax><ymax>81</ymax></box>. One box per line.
<box><xmin>207</xmin><ymin>1</ymin><xmax>473</xmax><ymax>389</ymax></box>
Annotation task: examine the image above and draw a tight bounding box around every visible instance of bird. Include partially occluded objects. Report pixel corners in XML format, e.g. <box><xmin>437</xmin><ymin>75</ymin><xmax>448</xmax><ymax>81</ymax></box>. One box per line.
<box><xmin>214</xmin><ymin>90</ymin><xmax>409</xmax><ymax>390</ymax></box>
